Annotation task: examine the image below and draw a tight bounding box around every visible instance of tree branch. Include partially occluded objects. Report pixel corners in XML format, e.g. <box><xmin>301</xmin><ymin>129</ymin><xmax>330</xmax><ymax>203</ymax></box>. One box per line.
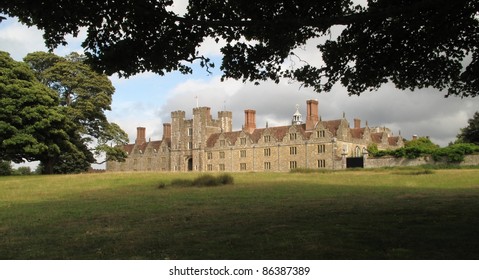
<box><xmin>170</xmin><ymin>0</ymin><xmax>459</xmax><ymax>30</ymax></box>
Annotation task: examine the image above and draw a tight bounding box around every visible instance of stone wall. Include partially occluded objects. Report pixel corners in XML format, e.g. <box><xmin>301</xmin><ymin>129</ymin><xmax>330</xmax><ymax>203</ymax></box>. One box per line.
<box><xmin>364</xmin><ymin>154</ymin><xmax>479</xmax><ymax>168</ymax></box>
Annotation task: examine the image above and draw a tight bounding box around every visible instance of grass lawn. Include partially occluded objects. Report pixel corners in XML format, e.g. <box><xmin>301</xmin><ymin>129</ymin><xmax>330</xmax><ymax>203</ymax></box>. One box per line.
<box><xmin>1</xmin><ymin>168</ymin><xmax>479</xmax><ymax>259</ymax></box>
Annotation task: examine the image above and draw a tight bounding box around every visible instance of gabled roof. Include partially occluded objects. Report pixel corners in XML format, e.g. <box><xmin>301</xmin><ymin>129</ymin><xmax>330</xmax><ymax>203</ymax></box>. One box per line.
<box><xmin>148</xmin><ymin>140</ymin><xmax>163</xmax><ymax>151</ymax></box>
<box><xmin>388</xmin><ymin>136</ymin><xmax>401</xmax><ymax>146</ymax></box>
<box><xmin>123</xmin><ymin>144</ymin><xmax>135</xmax><ymax>155</ymax></box>
<box><xmin>136</xmin><ymin>142</ymin><xmax>148</xmax><ymax>153</ymax></box>
<box><xmin>206</xmin><ymin>124</ymin><xmax>316</xmax><ymax>147</ymax></box>
<box><xmin>322</xmin><ymin>120</ymin><xmax>342</xmax><ymax>137</ymax></box>
<box><xmin>206</xmin><ymin>131</ymin><xmax>243</xmax><ymax>148</ymax></box>
<box><xmin>370</xmin><ymin>132</ymin><xmax>383</xmax><ymax>143</ymax></box>
<box><xmin>350</xmin><ymin>128</ymin><xmax>365</xmax><ymax>139</ymax></box>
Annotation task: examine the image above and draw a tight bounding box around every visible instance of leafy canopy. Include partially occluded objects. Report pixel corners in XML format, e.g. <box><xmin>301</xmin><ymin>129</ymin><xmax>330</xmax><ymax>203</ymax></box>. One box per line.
<box><xmin>1</xmin><ymin>0</ymin><xmax>478</xmax><ymax>97</ymax></box>
<box><xmin>0</xmin><ymin>51</ymin><xmax>83</xmax><ymax>173</ymax></box>
<box><xmin>23</xmin><ymin>52</ymin><xmax>129</xmax><ymax>172</ymax></box>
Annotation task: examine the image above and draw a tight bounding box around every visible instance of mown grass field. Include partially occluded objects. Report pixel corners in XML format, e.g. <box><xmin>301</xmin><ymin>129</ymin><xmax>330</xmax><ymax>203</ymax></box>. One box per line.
<box><xmin>1</xmin><ymin>168</ymin><xmax>479</xmax><ymax>260</ymax></box>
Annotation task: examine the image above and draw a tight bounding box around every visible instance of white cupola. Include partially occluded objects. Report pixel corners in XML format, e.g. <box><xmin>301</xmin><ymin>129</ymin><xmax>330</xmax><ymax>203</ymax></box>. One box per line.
<box><xmin>292</xmin><ymin>104</ymin><xmax>303</xmax><ymax>125</ymax></box>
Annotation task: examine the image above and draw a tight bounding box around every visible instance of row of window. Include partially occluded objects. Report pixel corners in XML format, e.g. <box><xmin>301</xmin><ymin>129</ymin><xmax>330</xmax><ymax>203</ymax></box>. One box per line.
<box><xmin>206</xmin><ymin>160</ymin><xmax>328</xmax><ymax>171</ymax></box>
<box><xmin>214</xmin><ymin>131</ymin><xmax>329</xmax><ymax>147</ymax></box>
<box><xmin>206</xmin><ymin>145</ymin><xmax>329</xmax><ymax>159</ymax></box>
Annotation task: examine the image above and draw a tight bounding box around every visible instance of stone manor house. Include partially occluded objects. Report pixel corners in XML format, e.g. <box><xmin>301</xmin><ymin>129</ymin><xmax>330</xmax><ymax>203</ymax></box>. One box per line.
<box><xmin>106</xmin><ymin>100</ymin><xmax>404</xmax><ymax>172</ymax></box>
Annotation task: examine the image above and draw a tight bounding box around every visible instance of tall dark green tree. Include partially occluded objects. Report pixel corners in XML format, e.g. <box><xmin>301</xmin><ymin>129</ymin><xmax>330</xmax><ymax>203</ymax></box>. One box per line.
<box><xmin>0</xmin><ymin>51</ymin><xmax>84</xmax><ymax>174</ymax></box>
<box><xmin>457</xmin><ymin>112</ymin><xmax>479</xmax><ymax>145</ymax></box>
<box><xmin>2</xmin><ymin>0</ymin><xmax>478</xmax><ymax>97</ymax></box>
<box><xmin>23</xmin><ymin>52</ymin><xmax>128</xmax><ymax>173</ymax></box>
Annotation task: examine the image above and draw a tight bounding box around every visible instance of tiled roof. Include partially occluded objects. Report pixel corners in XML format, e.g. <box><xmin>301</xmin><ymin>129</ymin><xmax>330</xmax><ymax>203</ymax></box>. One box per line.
<box><xmin>350</xmin><ymin>128</ymin><xmax>365</xmax><ymax>139</ymax></box>
<box><xmin>322</xmin><ymin>120</ymin><xmax>342</xmax><ymax>137</ymax></box>
<box><xmin>206</xmin><ymin>133</ymin><xmax>220</xmax><ymax>148</ymax></box>
<box><xmin>371</xmin><ymin>132</ymin><xmax>383</xmax><ymax>143</ymax></box>
<box><xmin>149</xmin><ymin>140</ymin><xmax>163</xmax><ymax>150</ymax></box>
<box><xmin>137</xmin><ymin>142</ymin><xmax>148</xmax><ymax>153</ymax></box>
<box><xmin>388</xmin><ymin>136</ymin><xmax>400</xmax><ymax>146</ymax></box>
<box><xmin>206</xmin><ymin>124</ymin><xmax>316</xmax><ymax>147</ymax></box>
<box><xmin>224</xmin><ymin>131</ymin><xmax>242</xmax><ymax>145</ymax></box>
<box><xmin>123</xmin><ymin>144</ymin><xmax>135</xmax><ymax>155</ymax></box>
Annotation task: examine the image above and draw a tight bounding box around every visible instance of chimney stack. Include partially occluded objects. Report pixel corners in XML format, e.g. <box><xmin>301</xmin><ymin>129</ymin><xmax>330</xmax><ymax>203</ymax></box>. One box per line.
<box><xmin>135</xmin><ymin>127</ymin><xmax>146</xmax><ymax>145</ymax></box>
<box><xmin>162</xmin><ymin>123</ymin><xmax>171</xmax><ymax>140</ymax></box>
<box><xmin>306</xmin><ymin>99</ymin><xmax>319</xmax><ymax>130</ymax></box>
<box><xmin>354</xmin><ymin>118</ymin><xmax>361</xmax><ymax>129</ymax></box>
<box><xmin>244</xmin><ymin>109</ymin><xmax>256</xmax><ymax>134</ymax></box>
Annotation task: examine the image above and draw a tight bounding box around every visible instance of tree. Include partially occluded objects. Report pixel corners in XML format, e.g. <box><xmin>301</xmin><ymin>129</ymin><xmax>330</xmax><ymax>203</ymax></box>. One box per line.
<box><xmin>0</xmin><ymin>161</ymin><xmax>13</xmax><ymax>176</ymax></box>
<box><xmin>2</xmin><ymin>0</ymin><xmax>478</xmax><ymax>97</ymax></box>
<box><xmin>457</xmin><ymin>112</ymin><xmax>479</xmax><ymax>144</ymax></box>
<box><xmin>23</xmin><ymin>52</ymin><xmax>128</xmax><ymax>173</ymax></box>
<box><xmin>0</xmin><ymin>51</ymin><xmax>83</xmax><ymax>173</ymax></box>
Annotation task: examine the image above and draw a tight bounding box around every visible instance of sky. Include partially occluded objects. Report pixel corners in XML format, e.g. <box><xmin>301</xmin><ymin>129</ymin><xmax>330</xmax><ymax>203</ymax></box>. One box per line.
<box><xmin>1</xmin><ymin>2</ymin><xmax>479</xmax><ymax>168</ymax></box>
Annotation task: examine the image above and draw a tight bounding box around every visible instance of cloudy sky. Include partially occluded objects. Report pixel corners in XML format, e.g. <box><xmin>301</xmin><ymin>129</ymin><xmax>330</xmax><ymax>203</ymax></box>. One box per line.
<box><xmin>1</xmin><ymin>1</ymin><xmax>479</xmax><ymax>170</ymax></box>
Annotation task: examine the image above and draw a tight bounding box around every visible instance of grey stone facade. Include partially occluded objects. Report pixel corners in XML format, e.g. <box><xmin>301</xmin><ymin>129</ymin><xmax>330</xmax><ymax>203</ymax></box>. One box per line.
<box><xmin>106</xmin><ymin>100</ymin><xmax>404</xmax><ymax>172</ymax></box>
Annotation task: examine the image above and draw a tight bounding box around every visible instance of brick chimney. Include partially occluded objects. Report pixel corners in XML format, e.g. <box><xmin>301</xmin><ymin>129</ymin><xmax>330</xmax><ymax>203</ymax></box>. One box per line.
<box><xmin>162</xmin><ymin>123</ymin><xmax>171</xmax><ymax>140</ymax></box>
<box><xmin>244</xmin><ymin>109</ymin><xmax>256</xmax><ymax>134</ymax></box>
<box><xmin>306</xmin><ymin>99</ymin><xmax>319</xmax><ymax>130</ymax></box>
<box><xmin>354</xmin><ymin>118</ymin><xmax>361</xmax><ymax>129</ymax></box>
<box><xmin>135</xmin><ymin>127</ymin><xmax>146</xmax><ymax>145</ymax></box>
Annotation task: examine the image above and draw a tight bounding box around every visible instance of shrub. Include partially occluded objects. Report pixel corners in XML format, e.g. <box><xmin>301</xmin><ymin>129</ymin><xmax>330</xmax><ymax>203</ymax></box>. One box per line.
<box><xmin>217</xmin><ymin>173</ymin><xmax>234</xmax><ymax>185</ymax></box>
<box><xmin>432</xmin><ymin>143</ymin><xmax>479</xmax><ymax>162</ymax></box>
<box><xmin>0</xmin><ymin>161</ymin><xmax>13</xmax><ymax>176</ymax></box>
<box><xmin>170</xmin><ymin>174</ymin><xmax>235</xmax><ymax>188</ymax></box>
<box><xmin>15</xmin><ymin>166</ymin><xmax>32</xmax><ymax>175</ymax></box>
<box><xmin>192</xmin><ymin>174</ymin><xmax>219</xmax><ymax>186</ymax></box>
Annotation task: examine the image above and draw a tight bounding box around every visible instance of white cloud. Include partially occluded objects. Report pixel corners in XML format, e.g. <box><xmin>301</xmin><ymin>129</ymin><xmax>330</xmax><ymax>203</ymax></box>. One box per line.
<box><xmin>167</xmin><ymin>0</ymin><xmax>189</xmax><ymax>15</ymax></box>
<box><xmin>153</xmin><ymin>77</ymin><xmax>479</xmax><ymax>147</ymax></box>
<box><xmin>2</xmin><ymin>15</ymin><xmax>479</xmax><ymax>150</ymax></box>
<box><xmin>0</xmin><ymin>17</ymin><xmax>86</xmax><ymax>60</ymax></box>
<box><xmin>0</xmin><ymin>18</ymin><xmax>47</xmax><ymax>60</ymax></box>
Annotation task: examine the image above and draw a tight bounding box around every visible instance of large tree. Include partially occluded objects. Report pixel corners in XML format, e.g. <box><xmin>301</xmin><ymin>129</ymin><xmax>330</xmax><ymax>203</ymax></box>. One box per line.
<box><xmin>23</xmin><ymin>52</ymin><xmax>129</xmax><ymax>172</ymax></box>
<box><xmin>0</xmin><ymin>51</ymin><xmax>84</xmax><ymax>174</ymax></box>
<box><xmin>1</xmin><ymin>0</ymin><xmax>478</xmax><ymax>97</ymax></box>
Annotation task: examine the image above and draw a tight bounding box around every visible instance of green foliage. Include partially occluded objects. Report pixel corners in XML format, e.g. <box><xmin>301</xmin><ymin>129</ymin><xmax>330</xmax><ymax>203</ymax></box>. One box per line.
<box><xmin>367</xmin><ymin>143</ymin><xmax>379</xmax><ymax>155</ymax></box>
<box><xmin>1</xmin><ymin>51</ymin><xmax>126</xmax><ymax>174</ymax></box>
<box><xmin>170</xmin><ymin>174</ymin><xmax>234</xmax><ymax>187</ymax></box>
<box><xmin>369</xmin><ymin>136</ymin><xmax>479</xmax><ymax>163</ymax></box>
<box><xmin>432</xmin><ymin>143</ymin><xmax>479</xmax><ymax>163</ymax></box>
<box><xmin>14</xmin><ymin>166</ymin><xmax>32</xmax><ymax>175</ymax></box>
<box><xmin>0</xmin><ymin>51</ymin><xmax>81</xmax><ymax>173</ymax></box>
<box><xmin>192</xmin><ymin>174</ymin><xmax>221</xmax><ymax>186</ymax></box>
<box><xmin>217</xmin><ymin>173</ymin><xmax>235</xmax><ymax>185</ymax></box>
<box><xmin>3</xmin><ymin>1</ymin><xmax>478</xmax><ymax>97</ymax></box>
<box><xmin>457</xmin><ymin>111</ymin><xmax>479</xmax><ymax>145</ymax></box>
<box><xmin>22</xmin><ymin>52</ymin><xmax>128</xmax><ymax>173</ymax></box>
<box><xmin>0</xmin><ymin>161</ymin><xmax>13</xmax><ymax>176</ymax></box>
